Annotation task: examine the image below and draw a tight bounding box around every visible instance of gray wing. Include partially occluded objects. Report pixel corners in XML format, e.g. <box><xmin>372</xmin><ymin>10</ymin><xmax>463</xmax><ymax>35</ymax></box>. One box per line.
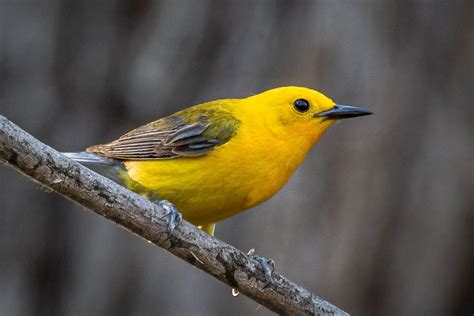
<box><xmin>86</xmin><ymin>103</ymin><xmax>240</xmax><ymax>160</ymax></box>
<box><xmin>86</xmin><ymin>122</ymin><xmax>223</xmax><ymax>160</ymax></box>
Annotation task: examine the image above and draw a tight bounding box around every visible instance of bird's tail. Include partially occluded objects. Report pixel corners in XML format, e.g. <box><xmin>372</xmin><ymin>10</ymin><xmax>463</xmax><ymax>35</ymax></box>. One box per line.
<box><xmin>62</xmin><ymin>152</ymin><xmax>119</xmax><ymax>165</ymax></box>
<box><xmin>62</xmin><ymin>152</ymin><xmax>126</xmax><ymax>185</ymax></box>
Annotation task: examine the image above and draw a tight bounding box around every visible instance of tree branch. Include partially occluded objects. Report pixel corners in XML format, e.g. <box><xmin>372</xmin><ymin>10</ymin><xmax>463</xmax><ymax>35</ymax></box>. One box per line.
<box><xmin>0</xmin><ymin>115</ymin><xmax>348</xmax><ymax>316</ymax></box>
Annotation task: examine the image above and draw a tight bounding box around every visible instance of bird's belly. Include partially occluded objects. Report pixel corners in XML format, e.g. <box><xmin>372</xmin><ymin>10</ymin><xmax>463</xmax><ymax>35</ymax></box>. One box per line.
<box><xmin>123</xmin><ymin>148</ymin><xmax>294</xmax><ymax>225</ymax></box>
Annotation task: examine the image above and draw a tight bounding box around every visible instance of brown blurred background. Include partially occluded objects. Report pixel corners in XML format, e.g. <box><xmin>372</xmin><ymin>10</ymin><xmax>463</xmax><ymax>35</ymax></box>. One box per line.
<box><xmin>0</xmin><ymin>1</ymin><xmax>472</xmax><ymax>315</ymax></box>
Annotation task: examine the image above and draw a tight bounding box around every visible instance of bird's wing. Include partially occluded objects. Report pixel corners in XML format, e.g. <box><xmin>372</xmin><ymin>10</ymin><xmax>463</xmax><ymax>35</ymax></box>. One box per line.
<box><xmin>86</xmin><ymin>105</ymin><xmax>240</xmax><ymax>160</ymax></box>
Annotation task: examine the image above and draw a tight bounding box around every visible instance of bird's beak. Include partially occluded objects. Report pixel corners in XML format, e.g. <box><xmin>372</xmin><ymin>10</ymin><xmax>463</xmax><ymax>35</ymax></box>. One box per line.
<box><xmin>317</xmin><ymin>104</ymin><xmax>372</xmax><ymax>120</ymax></box>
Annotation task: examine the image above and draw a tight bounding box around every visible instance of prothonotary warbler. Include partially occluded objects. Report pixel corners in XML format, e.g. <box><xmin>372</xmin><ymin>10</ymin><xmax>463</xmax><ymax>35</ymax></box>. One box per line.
<box><xmin>64</xmin><ymin>86</ymin><xmax>371</xmax><ymax>237</ymax></box>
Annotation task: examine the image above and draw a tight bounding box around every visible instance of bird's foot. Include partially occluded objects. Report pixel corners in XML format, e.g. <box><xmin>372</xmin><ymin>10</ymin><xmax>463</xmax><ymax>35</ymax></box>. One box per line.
<box><xmin>232</xmin><ymin>249</ymin><xmax>275</xmax><ymax>297</ymax></box>
<box><xmin>154</xmin><ymin>200</ymin><xmax>182</xmax><ymax>239</ymax></box>
<box><xmin>254</xmin><ymin>256</ymin><xmax>275</xmax><ymax>287</ymax></box>
<box><xmin>246</xmin><ymin>249</ymin><xmax>275</xmax><ymax>288</ymax></box>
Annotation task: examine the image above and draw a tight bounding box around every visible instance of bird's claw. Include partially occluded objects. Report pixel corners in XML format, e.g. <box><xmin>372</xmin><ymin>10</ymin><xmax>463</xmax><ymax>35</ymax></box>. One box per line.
<box><xmin>253</xmin><ymin>256</ymin><xmax>275</xmax><ymax>287</ymax></box>
<box><xmin>156</xmin><ymin>200</ymin><xmax>182</xmax><ymax>239</ymax></box>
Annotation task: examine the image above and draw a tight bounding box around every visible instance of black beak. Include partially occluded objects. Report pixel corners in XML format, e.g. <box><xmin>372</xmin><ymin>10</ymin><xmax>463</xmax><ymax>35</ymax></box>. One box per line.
<box><xmin>317</xmin><ymin>104</ymin><xmax>372</xmax><ymax>120</ymax></box>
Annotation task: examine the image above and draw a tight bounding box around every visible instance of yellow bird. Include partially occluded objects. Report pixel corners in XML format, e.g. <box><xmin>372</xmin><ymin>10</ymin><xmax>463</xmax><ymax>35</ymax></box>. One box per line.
<box><xmin>65</xmin><ymin>86</ymin><xmax>371</xmax><ymax>237</ymax></box>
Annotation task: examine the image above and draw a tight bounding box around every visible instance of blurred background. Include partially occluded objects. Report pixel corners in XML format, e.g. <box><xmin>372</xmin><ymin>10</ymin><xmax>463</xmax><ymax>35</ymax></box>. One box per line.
<box><xmin>0</xmin><ymin>1</ymin><xmax>472</xmax><ymax>315</ymax></box>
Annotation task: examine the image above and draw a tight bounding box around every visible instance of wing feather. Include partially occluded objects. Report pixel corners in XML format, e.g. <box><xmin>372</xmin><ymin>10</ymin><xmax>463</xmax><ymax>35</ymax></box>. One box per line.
<box><xmin>86</xmin><ymin>106</ymin><xmax>239</xmax><ymax>160</ymax></box>
<box><xmin>164</xmin><ymin>123</ymin><xmax>209</xmax><ymax>145</ymax></box>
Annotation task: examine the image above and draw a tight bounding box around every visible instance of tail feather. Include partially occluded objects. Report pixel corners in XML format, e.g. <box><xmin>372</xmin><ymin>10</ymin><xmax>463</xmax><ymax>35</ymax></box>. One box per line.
<box><xmin>62</xmin><ymin>152</ymin><xmax>119</xmax><ymax>166</ymax></box>
<box><xmin>62</xmin><ymin>151</ymin><xmax>125</xmax><ymax>184</ymax></box>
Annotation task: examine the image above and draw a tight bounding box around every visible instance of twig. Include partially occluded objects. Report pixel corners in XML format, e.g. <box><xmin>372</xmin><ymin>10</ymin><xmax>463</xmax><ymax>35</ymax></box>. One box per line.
<box><xmin>0</xmin><ymin>115</ymin><xmax>349</xmax><ymax>316</ymax></box>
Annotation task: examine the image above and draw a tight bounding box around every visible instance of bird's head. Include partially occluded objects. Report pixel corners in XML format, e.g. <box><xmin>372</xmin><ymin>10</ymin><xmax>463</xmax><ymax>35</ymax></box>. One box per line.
<box><xmin>246</xmin><ymin>86</ymin><xmax>372</xmax><ymax>146</ymax></box>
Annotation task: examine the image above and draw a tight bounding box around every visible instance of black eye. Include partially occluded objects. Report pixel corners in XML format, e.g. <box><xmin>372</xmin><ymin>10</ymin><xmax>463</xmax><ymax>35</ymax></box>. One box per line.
<box><xmin>293</xmin><ymin>99</ymin><xmax>310</xmax><ymax>112</ymax></box>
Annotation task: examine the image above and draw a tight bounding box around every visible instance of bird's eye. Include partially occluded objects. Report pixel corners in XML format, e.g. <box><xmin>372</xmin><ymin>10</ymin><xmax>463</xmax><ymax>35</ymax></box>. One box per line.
<box><xmin>293</xmin><ymin>99</ymin><xmax>310</xmax><ymax>112</ymax></box>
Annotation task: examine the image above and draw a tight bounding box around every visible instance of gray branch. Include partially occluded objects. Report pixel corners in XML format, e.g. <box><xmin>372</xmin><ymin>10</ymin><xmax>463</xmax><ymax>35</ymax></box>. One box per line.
<box><xmin>0</xmin><ymin>115</ymin><xmax>348</xmax><ymax>316</ymax></box>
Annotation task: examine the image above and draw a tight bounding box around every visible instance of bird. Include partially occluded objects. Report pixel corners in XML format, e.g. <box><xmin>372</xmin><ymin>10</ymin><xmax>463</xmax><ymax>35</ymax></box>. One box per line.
<box><xmin>64</xmin><ymin>86</ymin><xmax>371</xmax><ymax>237</ymax></box>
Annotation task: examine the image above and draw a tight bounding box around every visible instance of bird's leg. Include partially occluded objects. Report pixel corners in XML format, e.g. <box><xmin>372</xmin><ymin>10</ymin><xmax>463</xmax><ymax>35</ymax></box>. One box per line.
<box><xmin>198</xmin><ymin>223</ymin><xmax>216</xmax><ymax>236</ymax></box>
<box><xmin>153</xmin><ymin>200</ymin><xmax>182</xmax><ymax>239</ymax></box>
